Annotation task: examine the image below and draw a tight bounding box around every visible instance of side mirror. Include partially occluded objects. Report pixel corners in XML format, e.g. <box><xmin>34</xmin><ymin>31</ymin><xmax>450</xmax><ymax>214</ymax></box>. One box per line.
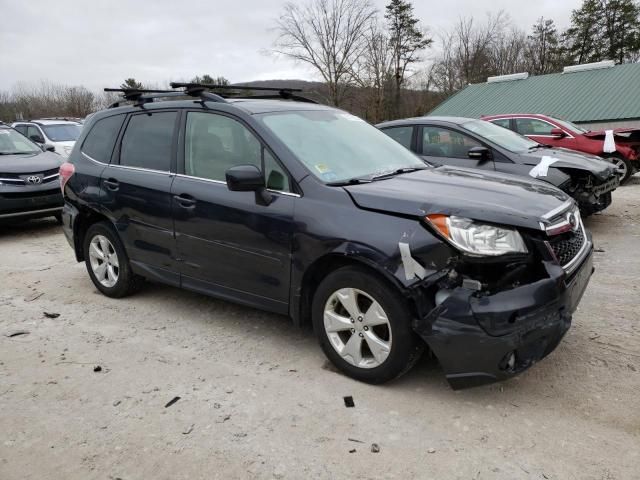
<box><xmin>550</xmin><ymin>128</ymin><xmax>566</xmax><ymax>138</ymax></box>
<box><xmin>30</xmin><ymin>134</ymin><xmax>45</xmax><ymax>144</ymax></box>
<box><xmin>226</xmin><ymin>164</ymin><xmax>272</xmax><ymax>205</ymax></box>
<box><xmin>42</xmin><ymin>144</ymin><xmax>56</xmax><ymax>153</ymax></box>
<box><xmin>468</xmin><ymin>146</ymin><xmax>491</xmax><ymax>161</ymax></box>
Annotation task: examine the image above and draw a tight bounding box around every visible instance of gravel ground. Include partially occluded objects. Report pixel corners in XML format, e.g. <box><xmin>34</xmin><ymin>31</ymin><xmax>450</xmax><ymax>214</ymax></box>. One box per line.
<box><xmin>1</xmin><ymin>178</ymin><xmax>639</xmax><ymax>480</ymax></box>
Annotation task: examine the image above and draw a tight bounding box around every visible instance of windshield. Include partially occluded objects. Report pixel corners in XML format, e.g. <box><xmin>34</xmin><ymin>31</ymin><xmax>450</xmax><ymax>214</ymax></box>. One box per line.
<box><xmin>258</xmin><ymin>110</ymin><xmax>425</xmax><ymax>183</ymax></box>
<box><xmin>0</xmin><ymin>128</ymin><xmax>42</xmax><ymax>155</ymax></box>
<box><xmin>42</xmin><ymin>124</ymin><xmax>82</xmax><ymax>142</ymax></box>
<box><xmin>552</xmin><ymin>117</ymin><xmax>588</xmax><ymax>134</ymax></box>
<box><xmin>462</xmin><ymin>119</ymin><xmax>539</xmax><ymax>153</ymax></box>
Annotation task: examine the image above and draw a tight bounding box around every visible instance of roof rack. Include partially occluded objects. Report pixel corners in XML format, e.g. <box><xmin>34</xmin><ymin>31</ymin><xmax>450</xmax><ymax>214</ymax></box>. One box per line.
<box><xmin>105</xmin><ymin>82</ymin><xmax>319</xmax><ymax>109</ymax></box>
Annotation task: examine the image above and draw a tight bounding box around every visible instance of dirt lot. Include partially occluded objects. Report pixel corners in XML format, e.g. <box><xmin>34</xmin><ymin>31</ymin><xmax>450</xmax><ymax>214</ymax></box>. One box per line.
<box><xmin>1</xmin><ymin>180</ymin><xmax>639</xmax><ymax>480</ymax></box>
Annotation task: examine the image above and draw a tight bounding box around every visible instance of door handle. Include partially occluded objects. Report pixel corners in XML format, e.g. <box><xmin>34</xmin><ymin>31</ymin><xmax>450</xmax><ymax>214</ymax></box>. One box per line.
<box><xmin>174</xmin><ymin>194</ymin><xmax>196</xmax><ymax>208</ymax></box>
<box><xmin>103</xmin><ymin>178</ymin><xmax>119</xmax><ymax>191</ymax></box>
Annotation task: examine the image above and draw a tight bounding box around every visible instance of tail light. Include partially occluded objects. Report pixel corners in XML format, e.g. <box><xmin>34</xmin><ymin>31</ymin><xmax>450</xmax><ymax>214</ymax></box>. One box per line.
<box><xmin>59</xmin><ymin>162</ymin><xmax>75</xmax><ymax>195</ymax></box>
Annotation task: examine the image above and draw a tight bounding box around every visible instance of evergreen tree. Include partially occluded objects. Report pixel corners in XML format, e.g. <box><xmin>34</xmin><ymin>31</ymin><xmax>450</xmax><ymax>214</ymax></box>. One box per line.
<box><xmin>385</xmin><ymin>0</ymin><xmax>432</xmax><ymax>117</ymax></box>
<box><xmin>120</xmin><ymin>78</ymin><xmax>144</xmax><ymax>90</ymax></box>
<box><xmin>564</xmin><ymin>0</ymin><xmax>640</xmax><ymax>64</ymax></box>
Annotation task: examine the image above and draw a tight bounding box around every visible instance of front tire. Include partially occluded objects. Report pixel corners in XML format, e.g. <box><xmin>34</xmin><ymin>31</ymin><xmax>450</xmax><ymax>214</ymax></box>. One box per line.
<box><xmin>312</xmin><ymin>266</ymin><xmax>424</xmax><ymax>384</ymax></box>
<box><xmin>83</xmin><ymin>222</ymin><xmax>142</xmax><ymax>298</ymax></box>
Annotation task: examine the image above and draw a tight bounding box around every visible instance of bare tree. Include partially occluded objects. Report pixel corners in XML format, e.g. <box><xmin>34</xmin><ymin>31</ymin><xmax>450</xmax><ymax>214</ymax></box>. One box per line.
<box><xmin>353</xmin><ymin>22</ymin><xmax>394</xmax><ymax>122</ymax></box>
<box><xmin>273</xmin><ymin>0</ymin><xmax>376</xmax><ymax>106</ymax></box>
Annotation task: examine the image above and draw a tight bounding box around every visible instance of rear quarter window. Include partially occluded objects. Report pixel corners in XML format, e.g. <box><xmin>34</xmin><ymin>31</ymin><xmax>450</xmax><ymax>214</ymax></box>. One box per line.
<box><xmin>81</xmin><ymin>114</ymin><xmax>125</xmax><ymax>163</ymax></box>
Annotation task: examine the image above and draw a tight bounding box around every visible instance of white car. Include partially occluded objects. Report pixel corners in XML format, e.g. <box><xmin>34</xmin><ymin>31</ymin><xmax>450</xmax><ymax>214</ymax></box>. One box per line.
<box><xmin>11</xmin><ymin>119</ymin><xmax>82</xmax><ymax>158</ymax></box>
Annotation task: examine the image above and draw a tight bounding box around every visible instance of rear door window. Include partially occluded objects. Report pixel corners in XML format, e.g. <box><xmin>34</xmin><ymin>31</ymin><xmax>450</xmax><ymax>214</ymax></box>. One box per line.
<box><xmin>490</xmin><ymin>118</ymin><xmax>511</xmax><ymax>130</ymax></box>
<box><xmin>382</xmin><ymin>126</ymin><xmax>413</xmax><ymax>149</ymax></box>
<box><xmin>13</xmin><ymin>125</ymin><xmax>28</xmax><ymax>136</ymax></box>
<box><xmin>81</xmin><ymin>114</ymin><xmax>125</xmax><ymax>163</ymax></box>
<box><xmin>120</xmin><ymin>112</ymin><xmax>177</xmax><ymax>171</ymax></box>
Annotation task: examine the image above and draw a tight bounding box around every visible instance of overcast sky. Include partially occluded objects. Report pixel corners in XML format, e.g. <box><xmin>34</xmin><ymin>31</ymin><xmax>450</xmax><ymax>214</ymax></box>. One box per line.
<box><xmin>0</xmin><ymin>0</ymin><xmax>581</xmax><ymax>91</ymax></box>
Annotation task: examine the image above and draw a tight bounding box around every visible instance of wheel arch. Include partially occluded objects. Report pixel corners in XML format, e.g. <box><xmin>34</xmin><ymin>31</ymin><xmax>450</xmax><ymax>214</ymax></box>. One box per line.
<box><xmin>73</xmin><ymin>209</ymin><xmax>112</xmax><ymax>262</ymax></box>
<box><xmin>292</xmin><ymin>252</ymin><xmax>407</xmax><ymax>327</ymax></box>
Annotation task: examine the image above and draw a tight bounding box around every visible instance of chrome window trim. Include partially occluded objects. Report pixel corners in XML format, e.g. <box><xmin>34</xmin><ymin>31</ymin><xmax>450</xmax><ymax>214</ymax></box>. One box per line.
<box><xmin>106</xmin><ymin>164</ymin><xmax>172</xmax><ymax>176</ymax></box>
<box><xmin>81</xmin><ymin>151</ymin><xmax>107</xmax><ymax>165</ymax></box>
<box><xmin>174</xmin><ymin>173</ymin><xmax>301</xmax><ymax>197</ymax></box>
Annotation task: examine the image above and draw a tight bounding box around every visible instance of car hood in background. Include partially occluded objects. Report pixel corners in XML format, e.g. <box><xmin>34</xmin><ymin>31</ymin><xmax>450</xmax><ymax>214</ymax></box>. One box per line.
<box><xmin>519</xmin><ymin>147</ymin><xmax>616</xmax><ymax>181</ymax></box>
<box><xmin>0</xmin><ymin>151</ymin><xmax>63</xmax><ymax>174</ymax></box>
<box><xmin>344</xmin><ymin>166</ymin><xmax>570</xmax><ymax>231</ymax></box>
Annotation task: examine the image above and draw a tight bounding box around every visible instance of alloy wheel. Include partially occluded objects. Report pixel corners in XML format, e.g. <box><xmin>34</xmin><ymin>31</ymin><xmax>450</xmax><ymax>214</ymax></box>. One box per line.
<box><xmin>323</xmin><ymin>288</ymin><xmax>392</xmax><ymax>369</ymax></box>
<box><xmin>88</xmin><ymin>235</ymin><xmax>119</xmax><ymax>288</ymax></box>
<box><xmin>608</xmin><ymin>157</ymin><xmax>628</xmax><ymax>179</ymax></box>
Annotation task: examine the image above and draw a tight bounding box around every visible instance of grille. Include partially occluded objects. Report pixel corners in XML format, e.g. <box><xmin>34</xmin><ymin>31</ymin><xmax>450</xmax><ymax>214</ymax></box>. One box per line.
<box><xmin>0</xmin><ymin>168</ymin><xmax>59</xmax><ymax>185</ymax></box>
<box><xmin>549</xmin><ymin>227</ymin><xmax>585</xmax><ymax>267</ymax></box>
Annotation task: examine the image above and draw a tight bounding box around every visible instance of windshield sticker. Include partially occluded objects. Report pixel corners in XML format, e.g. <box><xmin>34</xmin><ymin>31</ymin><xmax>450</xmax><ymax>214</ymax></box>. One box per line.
<box><xmin>314</xmin><ymin>164</ymin><xmax>331</xmax><ymax>174</ymax></box>
<box><xmin>529</xmin><ymin>156</ymin><xmax>559</xmax><ymax>178</ymax></box>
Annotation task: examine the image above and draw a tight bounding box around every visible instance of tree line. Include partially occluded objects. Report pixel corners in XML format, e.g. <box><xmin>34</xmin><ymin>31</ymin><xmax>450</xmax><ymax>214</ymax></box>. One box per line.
<box><xmin>1</xmin><ymin>0</ymin><xmax>638</xmax><ymax>124</ymax></box>
<box><xmin>274</xmin><ymin>0</ymin><xmax>640</xmax><ymax>121</ymax></box>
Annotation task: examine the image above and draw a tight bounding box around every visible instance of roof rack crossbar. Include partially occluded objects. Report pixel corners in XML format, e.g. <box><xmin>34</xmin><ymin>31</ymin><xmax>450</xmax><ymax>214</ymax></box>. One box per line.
<box><xmin>104</xmin><ymin>87</ymin><xmax>175</xmax><ymax>101</ymax></box>
<box><xmin>170</xmin><ymin>82</ymin><xmax>317</xmax><ymax>104</ymax></box>
<box><xmin>106</xmin><ymin>91</ymin><xmax>189</xmax><ymax>109</ymax></box>
<box><xmin>170</xmin><ymin>82</ymin><xmax>303</xmax><ymax>93</ymax></box>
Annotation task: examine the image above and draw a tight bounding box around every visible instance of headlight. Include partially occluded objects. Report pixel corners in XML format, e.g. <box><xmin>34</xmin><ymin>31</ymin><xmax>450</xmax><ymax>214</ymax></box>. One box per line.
<box><xmin>426</xmin><ymin>214</ymin><xmax>527</xmax><ymax>256</ymax></box>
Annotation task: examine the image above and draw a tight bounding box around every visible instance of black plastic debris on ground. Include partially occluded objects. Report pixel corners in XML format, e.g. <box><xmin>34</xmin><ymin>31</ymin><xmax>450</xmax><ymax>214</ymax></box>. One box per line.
<box><xmin>93</xmin><ymin>365</ymin><xmax>102</xmax><ymax>372</ymax></box>
<box><xmin>165</xmin><ymin>396</ymin><xmax>181</xmax><ymax>408</ymax></box>
<box><xmin>343</xmin><ymin>396</ymin><xmax>355</xmax><ymax>408</ymax></box>
<box><xmin>371</xmin><ymin>443</ymin><xmax>380</xmax><ymax>453</ymax></box>
<box><xmin>43</xmin><ymin>312</ymin><xmax>60</xmax><ymax>319</ymax></box>
<box><xmin>5</xmin><ymin>330</ymin><xmax>29</xmax><ymax>338</ymax></box>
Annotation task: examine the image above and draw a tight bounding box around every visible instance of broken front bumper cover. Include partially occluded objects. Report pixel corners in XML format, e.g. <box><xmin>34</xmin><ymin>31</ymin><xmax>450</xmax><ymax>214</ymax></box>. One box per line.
<box><xmin>413</xmin><ymin>247</ymin><xmax>594</xmax><ymax>390</ymax></box>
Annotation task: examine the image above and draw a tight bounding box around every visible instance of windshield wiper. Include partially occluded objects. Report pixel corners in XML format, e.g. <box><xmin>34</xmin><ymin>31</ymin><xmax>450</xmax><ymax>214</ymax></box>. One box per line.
<box><xmin>371</xmin><ymin>166</ymin><xmax>427</xmax><ymax>181</ymax></box>
<box><xmin>326</xmin><ymin>177</ymin><xmax>373</xmax><ymax>186</ymax></box>
<box><xmin>528</xmin><ymin>144</ymin><xmax>552</xmax><ymax>150</ymax></box>
<box><xmin>0</xmin><ymin>151</ymin><xmax>35</xmax><ymax>155</ymax></box>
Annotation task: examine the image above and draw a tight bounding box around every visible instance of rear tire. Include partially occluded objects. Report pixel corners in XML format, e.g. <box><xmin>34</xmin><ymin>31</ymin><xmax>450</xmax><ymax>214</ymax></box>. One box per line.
<box><xmin>605</xmin><ymin>155</ymin><xmax>632</xmax><ymax>184</ymax></box>
<box><xmin>312</xmin><ymin>266</ymin><xmax>424</xmax><ymax>384</ymax></box>
<box><xmin>83</xmin><ymin>222</ymin><xmax>143</xmax><ymax>298</ymax></box>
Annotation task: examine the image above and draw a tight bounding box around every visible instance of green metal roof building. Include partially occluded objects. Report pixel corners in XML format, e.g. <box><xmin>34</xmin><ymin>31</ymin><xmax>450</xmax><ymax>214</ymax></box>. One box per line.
<box><xmin>429</xmin><ymin>61</ymin><xmax>640</xmax><ymax>130</ymax></box>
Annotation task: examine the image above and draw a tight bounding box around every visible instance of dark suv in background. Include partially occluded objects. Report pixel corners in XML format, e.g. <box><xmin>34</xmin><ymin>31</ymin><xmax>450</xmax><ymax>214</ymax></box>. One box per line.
<box><xmin>60</xmin><ymin>85</ymin><xmax>594</xmax><ymax>388</ymax></box>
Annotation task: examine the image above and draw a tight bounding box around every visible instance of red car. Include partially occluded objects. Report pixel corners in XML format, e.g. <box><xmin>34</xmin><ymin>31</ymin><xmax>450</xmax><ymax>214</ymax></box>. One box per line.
<box><xmin>482</xmin><ymin>113</ymin><xmax>639</xmax><ymax>183</ymax></box>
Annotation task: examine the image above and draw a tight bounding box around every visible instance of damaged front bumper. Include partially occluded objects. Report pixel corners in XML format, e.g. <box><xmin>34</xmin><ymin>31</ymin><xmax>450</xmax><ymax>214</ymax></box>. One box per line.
<box><xmin>412</xmin><ymin>247</ymin><xmax>594</xmax><ymax>390</ymax></box>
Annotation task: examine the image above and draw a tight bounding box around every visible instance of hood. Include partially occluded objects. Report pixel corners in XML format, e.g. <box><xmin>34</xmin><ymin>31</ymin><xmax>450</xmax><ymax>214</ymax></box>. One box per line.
<box><xmin>583</xmin><ymin>127</ymin><xmax>640</xmax><ymax>139</ymax></box>
<box><xmin>0</xmin><ymin>151</ymin><xmax>63</xmax><ymax>174</ymax></box>
<box><xmin>344</xmin><ymin>166</ymin><xmax>570</xmax><ymax>231</ymax></box>
<box><xmin>519</xmin><ymin>147</ymin><xmax>616</xmax><ymax>181</ymax></box>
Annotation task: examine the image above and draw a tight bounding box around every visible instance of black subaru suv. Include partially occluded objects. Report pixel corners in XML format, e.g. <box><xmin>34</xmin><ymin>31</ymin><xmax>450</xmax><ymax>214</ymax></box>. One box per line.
<box><xmin>378</xmin><ymin>117</ymin><xmax>619</xmax><ymax>216</ymax></box>
<box><xmin>0</xmin><ymin>124</ymin><xmax>64</xmax><ymax>222</ymax></box>
<box><xmin>60</xmin><ymin>85</ymin><xmax>594</xmax><ymax>389</ymax></box>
